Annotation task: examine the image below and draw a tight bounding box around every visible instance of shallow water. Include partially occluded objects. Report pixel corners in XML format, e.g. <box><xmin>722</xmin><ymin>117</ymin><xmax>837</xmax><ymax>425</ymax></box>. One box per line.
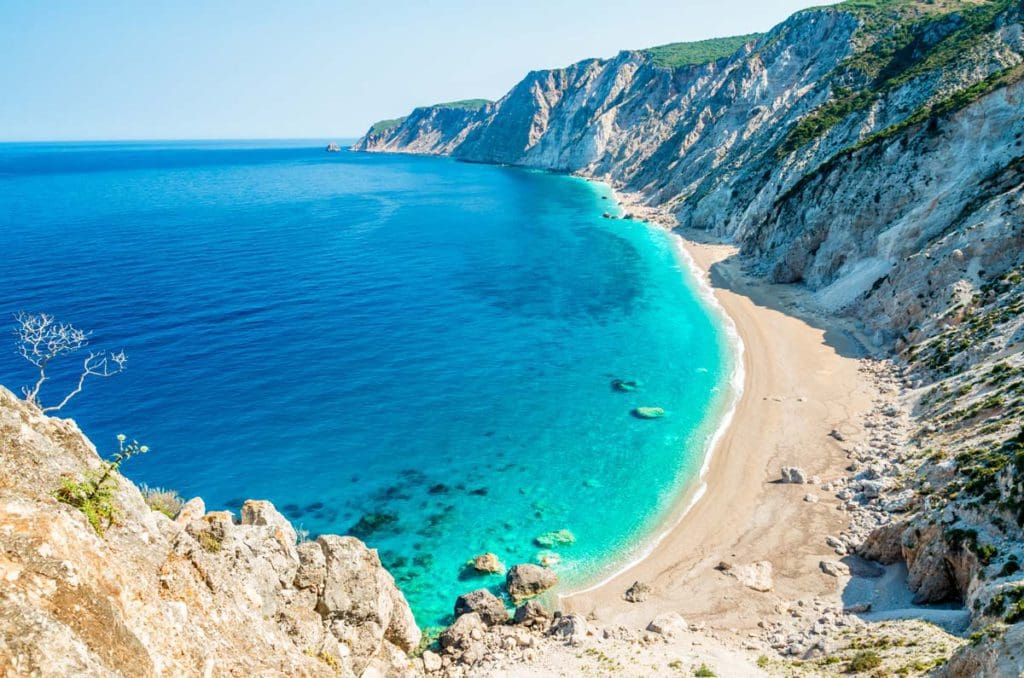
<box><xmin>0</xmin><ymin>140</ymin><xmax>730</xmax><ymax>626</ymax></box>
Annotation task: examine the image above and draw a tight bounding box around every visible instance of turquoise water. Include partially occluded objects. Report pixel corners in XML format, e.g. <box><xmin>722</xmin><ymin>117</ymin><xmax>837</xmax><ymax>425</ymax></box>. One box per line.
<box><xmin>0</xmin><ymin>140</ymin><xmax>731</xmax><ymax>626</ymax></box>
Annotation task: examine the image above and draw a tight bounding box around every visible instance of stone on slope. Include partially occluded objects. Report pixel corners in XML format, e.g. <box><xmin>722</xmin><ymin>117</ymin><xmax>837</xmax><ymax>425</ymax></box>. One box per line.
<box><xmin>506</xmin><ymin>563</ymin><xmax>558</xmax><ymax>602</ymax></box>
<box><xmin>646</xmin><ymin>612</ymin><xmax>687</xmax><ymax>636</ymax></box>
<box><xmin>454</xmin><ymin>588</ymin><xmax>509</xmax><ymax>626</ymax></box>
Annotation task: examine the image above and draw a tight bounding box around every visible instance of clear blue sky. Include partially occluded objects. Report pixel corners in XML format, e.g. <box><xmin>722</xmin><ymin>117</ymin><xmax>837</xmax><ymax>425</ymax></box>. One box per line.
<box><xmin>0</xmin><ymin>0</ymin><xmax>836</xmax><ymax>141</ymax></box>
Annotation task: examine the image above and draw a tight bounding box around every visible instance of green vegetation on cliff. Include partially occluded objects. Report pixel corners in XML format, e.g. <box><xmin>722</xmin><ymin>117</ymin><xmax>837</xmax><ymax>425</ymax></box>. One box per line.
<box><xmin>430</xmin><ymin>98</ymin><xmax>491</xmax><ymax>110</ymax></box>
<box><xmin>371</xmin><ymin>117</ymin><xmax>408</xmax><ymax>134</ymax></box>
<box><xmin>780</xmin><ymin>0</ymin><xmax>1018</xmax><ymax>155</ymax></box>
<box><xmin>370</xmin><ymin>100</ymin><xmax>490</xmax><ymax>135</ymax></box>
<box><xmin>643</xmin><ymin>33</ymin><xmax>761</xmax><ymax>68</ymax></box>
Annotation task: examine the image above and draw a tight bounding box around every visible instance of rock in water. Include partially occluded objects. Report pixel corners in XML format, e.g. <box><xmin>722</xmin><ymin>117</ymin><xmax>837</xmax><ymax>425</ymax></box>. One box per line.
<box><xmin>611</xmin><ymin>378</ymin><xmax>639</xmax><ymax>392</ymax></box>
<box><xmin>506</xmin><ymin>564</ymin><xmax>558</xmax><ymax>602</ymax></box>
<box><xmin>780</xmin><ymin>466</ymin><xmax>808</xmax><ymax>483</ymax></box>
<box><xmin>624</xmin><ymin>580</ymin><xmax>651</xmax><ymax>603</ymax></box>
<box><xmin>632</xmin><ymin>407</ymin><xmax>665</xmax><ymax>419</ymax></box>
<box><xmin>454</xmin><ymin>588</ymin><xmax>509</xmax><ymax>626</ymax></box>
<box><xmin>471</xmin><ymin>552</ymin><xmax>505</xmax><ymax>574</ymax></box>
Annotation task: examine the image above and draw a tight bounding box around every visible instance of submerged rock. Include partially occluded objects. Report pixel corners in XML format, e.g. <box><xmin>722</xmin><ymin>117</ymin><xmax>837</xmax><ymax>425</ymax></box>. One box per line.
<box><xmin>534</xmin><ymin>529</ymin><xmax>575</xmax><ymax>548</ymax></box>
<box><xmin>535</xmin><ymin>550</ymin><xmax>561</xmax><ymax>567</ymax></box>
<box><xmin>506</xmin><ymin>564</ymin><xmax>558</xmax><ymax>602</ymax></box>
<box><xmin>632</xmin><ymin>406</ymin><xmax>665</xmax><ymax>419</ymax></box>
<box><xmin>611</xmin><ymin>378</ymin><xmax>640</xmax><ymax>392</ymax></box>
<box><xmin>348</xmin><ymin>511</ymin><xmax>398</xmax><ymax>539</ymax></box>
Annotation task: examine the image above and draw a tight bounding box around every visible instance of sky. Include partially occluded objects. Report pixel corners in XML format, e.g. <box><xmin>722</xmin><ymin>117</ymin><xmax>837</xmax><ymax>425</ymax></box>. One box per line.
<box><xmin>0</xmin><ymin>0</ymin><xmax>838</xmax><ymax>141</ymax></box>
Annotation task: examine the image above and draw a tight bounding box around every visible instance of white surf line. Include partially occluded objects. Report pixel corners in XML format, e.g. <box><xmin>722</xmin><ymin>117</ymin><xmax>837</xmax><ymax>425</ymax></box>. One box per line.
<box><xmin>560</xmin><ymin>181</ymin><xmax>746</xmax><ymax>599</ymax></box>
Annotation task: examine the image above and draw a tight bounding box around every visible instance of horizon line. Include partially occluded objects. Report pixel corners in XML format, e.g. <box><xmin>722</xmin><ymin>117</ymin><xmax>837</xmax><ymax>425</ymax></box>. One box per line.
<box><xmin>0</xmin><ymin>135</ymin><xmax>363</xmax><ymax>145</ymax></box>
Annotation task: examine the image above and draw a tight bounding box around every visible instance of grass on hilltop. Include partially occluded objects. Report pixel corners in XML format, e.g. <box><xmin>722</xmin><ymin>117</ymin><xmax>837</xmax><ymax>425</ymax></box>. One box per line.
<box><xmin>643</xmin><ymin>34</ymin><xmax>762</xmax><ymax>68</ymax></box>
<box><xmin>370</xmin><ymin>117</ymin><xmax>408</xmax><ymax>134</ymax></box>
<box><xmin>430</xmin><ymin>99</ymin><xmax>491</xmax><ymax>110</ymax></box>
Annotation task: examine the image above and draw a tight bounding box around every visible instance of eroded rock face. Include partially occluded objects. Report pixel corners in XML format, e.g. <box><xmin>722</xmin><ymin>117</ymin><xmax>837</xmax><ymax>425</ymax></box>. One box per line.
<box><xmin>0</xmin><ymin>386</ymin><xmax>418</xmax><ymax>677</ymax></box>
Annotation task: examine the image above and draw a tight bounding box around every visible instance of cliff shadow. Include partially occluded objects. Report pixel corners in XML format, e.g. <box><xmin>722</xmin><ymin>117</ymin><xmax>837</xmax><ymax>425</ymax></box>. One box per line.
<box><xmin>680</xmin><ymin>228</ymin><xmax>876</xmax><ymax>361</ymax></box>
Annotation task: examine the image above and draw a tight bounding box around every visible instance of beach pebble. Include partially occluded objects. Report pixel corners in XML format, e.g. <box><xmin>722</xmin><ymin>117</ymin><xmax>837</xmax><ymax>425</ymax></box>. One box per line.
<box><xmin>803</xmin><ymin>493</ymin><xmax>819</xmax><ymax>503</ymax></box>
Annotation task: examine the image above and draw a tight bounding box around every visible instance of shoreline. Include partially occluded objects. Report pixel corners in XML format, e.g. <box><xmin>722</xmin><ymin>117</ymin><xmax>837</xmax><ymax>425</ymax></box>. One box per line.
<box><xmin>563</xmin><ymin>180</ymin><xmax>883</xmax><ymax>634</ymax></box>
<box><xmin>561</xmin><ymin>181</ymin><xmax>746</xmax><ymax>599</ymax></box>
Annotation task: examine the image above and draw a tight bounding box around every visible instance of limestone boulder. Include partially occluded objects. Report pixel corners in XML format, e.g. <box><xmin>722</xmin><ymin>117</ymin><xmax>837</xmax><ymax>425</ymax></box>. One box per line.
<box><xmin>454</xmin><ymin>588</ymin><xmax>509</xmax><ymax>626</ymax></box>
<box><xmin>506</xmin><ymin>564</ymin><xmax>558</xmax><ymax>602</ymax></box>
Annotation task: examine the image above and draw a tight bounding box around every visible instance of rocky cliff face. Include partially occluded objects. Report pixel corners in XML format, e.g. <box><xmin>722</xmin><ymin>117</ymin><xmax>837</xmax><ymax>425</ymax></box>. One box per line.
<box><xmin>0</xmin><ymin>386</ymin><xmax>420</xmax><ymax>677</ymax></box>
<box><xmin>355</xmin><ymin>0</ymin><xmax>1024</xmax><ymax>670</ymax></box>
<box><xmin>355</xmin><ymin>0</ymin><xmax>1024</xmax><ymax>342</ymax></box>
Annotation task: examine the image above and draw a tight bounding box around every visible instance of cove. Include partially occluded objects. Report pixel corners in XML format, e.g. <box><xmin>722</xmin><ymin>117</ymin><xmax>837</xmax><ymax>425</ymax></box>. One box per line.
<box><xmin>0</xmin><ymin>140</ymin><xmax>732</xmax><ymax>626</ymax></box>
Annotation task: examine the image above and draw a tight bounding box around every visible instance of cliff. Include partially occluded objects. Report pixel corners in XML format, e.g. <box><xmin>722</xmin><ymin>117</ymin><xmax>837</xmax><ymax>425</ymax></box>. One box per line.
<box><xmin>0</xmin><ymin>386</ymin><xmax>420</xmax><ymax>676</ymax></box>
<box><xmin>354</xmin><ymin>0</ymin><xmax>1024</xmax><ymax>671</ymax></box>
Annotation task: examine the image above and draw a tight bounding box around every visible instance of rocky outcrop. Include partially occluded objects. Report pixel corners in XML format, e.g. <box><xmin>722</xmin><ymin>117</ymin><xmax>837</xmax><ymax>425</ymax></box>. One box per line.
<box><xmin>506</xmin><ymin>564</ymin><xmax>558</xmax><ymax>602</ymax></box>
<box><xmin>453</xmin><ymin>589</ymin><xmax>509</xmax><ymax>626</ymax></box>
<box><xmin>0</xmin><ymin>386</ymin><xmax>419</xmax><ymax>677</ymax></box>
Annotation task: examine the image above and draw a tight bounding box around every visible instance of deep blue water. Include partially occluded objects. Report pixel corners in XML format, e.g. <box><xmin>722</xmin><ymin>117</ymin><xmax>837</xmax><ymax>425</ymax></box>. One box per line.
<box><xmin>0</xmin><ymin>140</ymin><xmax>730</xmax><ymax>626</ymax></box>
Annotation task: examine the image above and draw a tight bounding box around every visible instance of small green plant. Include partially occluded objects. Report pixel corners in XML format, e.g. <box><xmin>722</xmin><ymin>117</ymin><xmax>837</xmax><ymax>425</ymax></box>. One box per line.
<box><xmin>54</xmin><ymin>434</ymin><xmax>149</xmax><ymax>535</ymax></box>
<box><xmin>693</xmin><ymin>664</ymin><xmax>717</xmax><ymax>677</ymax></box>
<box><xmin>756</xmin><ymin>655</ymin><xmax>771</xmax><ymax>668</ymax></box>
<box><xmin>139</xmin><ymin>484</ymin><xmax>184</xmax><ymax>518</ymax></box>
<box><xmin>848</xmin><ymin>650</ymin><xmax>883</xmax><ymax>672</ymax></box>
<box><xmin>303</xmin><ymin>648</ymin><xmax>340</xmax><ymax>670</ymax></box>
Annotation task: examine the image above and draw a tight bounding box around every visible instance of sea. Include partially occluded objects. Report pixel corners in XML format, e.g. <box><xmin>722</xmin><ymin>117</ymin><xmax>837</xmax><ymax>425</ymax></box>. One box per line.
<box><xmin>0</xmin><ymin>139</ymin><xmax>734</xmax><ymax>626</ymax></box>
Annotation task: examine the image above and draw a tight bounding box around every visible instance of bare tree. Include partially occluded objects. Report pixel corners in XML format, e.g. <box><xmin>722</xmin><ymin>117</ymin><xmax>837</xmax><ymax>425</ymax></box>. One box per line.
<box><xmin>14</xmin><ymin>311</ymin><xmax>127</xmax><ymax>413</ymax></box>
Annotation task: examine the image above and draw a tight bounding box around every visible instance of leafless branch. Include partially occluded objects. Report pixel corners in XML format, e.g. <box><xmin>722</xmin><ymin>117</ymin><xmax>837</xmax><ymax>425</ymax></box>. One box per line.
<box><xmin>13</xmin><ymin>312</ymin><xmax>127</xmax><ymax>411</ymax></box>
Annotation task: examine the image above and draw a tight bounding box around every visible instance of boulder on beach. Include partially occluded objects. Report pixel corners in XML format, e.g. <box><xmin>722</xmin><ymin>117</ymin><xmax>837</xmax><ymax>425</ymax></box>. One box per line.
<box><xmin>624</xmin><ymin>580</ymin><xmax>651</xmax><ymax>603</ymax></box>
<box><xmin>780</xmin><ymin>466</ymin><xmax>808</xmax><ymax>483</ymax></box>
<box><xmin>632</xmin><ymin>407</ymin><xmax>665</xmax><ymax>419</ymax></box>
<box><xmin>506</xmin><ymin>564</ymin><xmax>558</xmax><ymax>602</ymax></box>
<box><xmin>646</xmin><ymin>612</ymin><xmax>687</xmax><ymax>636</ymax></box>
<box><xmin>534</xmin><ymin>529</ymin><xmax>575</xmax><ymax>548</ymax></box>
<box><xmin>454</xmin><ymin>588</ymin><xmax>509</xmax><ymax>626</ymax></box>
<box><xmin>730</xmin><ymin>561</ymin><xmax>774</xmax><ymax>592</ymax></box>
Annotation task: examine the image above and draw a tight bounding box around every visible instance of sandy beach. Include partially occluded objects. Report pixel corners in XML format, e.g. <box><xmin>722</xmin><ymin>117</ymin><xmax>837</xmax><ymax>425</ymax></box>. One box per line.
<box><xmin>562</xmin><ymin>214</ymin><xmax>886</xmax><ymax>637</ymax></box>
